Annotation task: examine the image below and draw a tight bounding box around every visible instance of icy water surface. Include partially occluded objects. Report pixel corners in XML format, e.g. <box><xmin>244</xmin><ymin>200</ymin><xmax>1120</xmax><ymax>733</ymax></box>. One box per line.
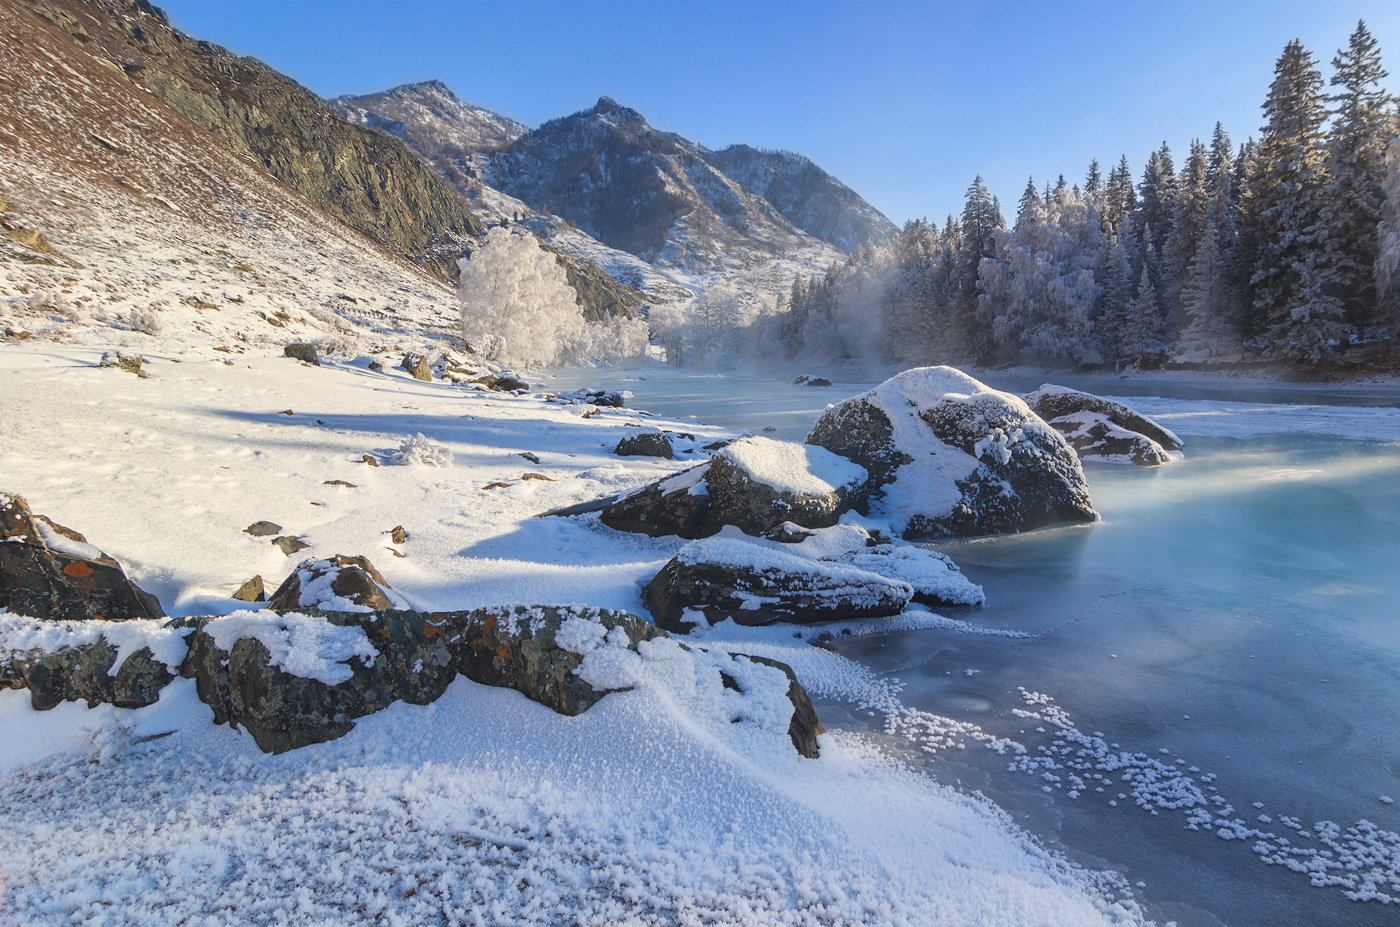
<box><xmin>546</xmin><ymin>365</ymin><xmax>1400</xmax><ymax>925</ymax></box>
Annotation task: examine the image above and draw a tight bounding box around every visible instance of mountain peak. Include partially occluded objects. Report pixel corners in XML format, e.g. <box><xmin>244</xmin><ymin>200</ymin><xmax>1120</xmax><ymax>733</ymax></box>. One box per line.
<box><xmin>590</xmin><ymin>96</ymin><xmax>646</xmax><ymax>126</ymax></box>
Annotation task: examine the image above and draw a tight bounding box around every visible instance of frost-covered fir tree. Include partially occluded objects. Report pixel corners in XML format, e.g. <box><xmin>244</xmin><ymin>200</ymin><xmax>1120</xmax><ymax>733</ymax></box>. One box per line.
<box><xmin>1178</xmin><ymin>218</ymin><xmax>1239</xmax><ymax>357</ymax></box>
<box><xmin>1320</xmin><ymin>20</ymin><xmax>1394</xmax><ymax>332</ymax></box>
<box><xmin>1375</xmin><ymin>135</ymin><xmax>1400</xmax><ymax>330</ymax></box>
<box><xmin>1164</xmin><ymin>139</ymin><xmax>1211</xmax><ymax>329</ymax></box>
<box><xmin>1094</xmin><ymin>234</ymin><xmax>1134</xmax><ymax>363</ymax></box>
<box><xmin>957</xmin><ymin>177</ymin><xmax>1005</xmax><ymax>362</ymax></box>
<box><xmin>1134</xmin><ymin>146</ymin><xmax>1176</xmax><ymax>301</ymax></box>
<box><xmin>1123</xmin><ymin>261</ymin><xmax>1162</xmax><ymax>358</ymax></box>
<box><xmin>979</xmin><ymin>186</ymin><xmax>1102</xmax><ymax>366</ymax></box>
<box><xmin>458</xmin><ymin>226</ymin><xmax>647</xmax><ymax>367</ymax></box>
<box><xmin>1249</xmin><ymin>40</ymin><xmax>1349</xmax><ymax>362</ymax></box>
<box><xmin>1104</xmin><ymin>156</ymin><xmax>1136</xmax><ymax>236</ymax></box>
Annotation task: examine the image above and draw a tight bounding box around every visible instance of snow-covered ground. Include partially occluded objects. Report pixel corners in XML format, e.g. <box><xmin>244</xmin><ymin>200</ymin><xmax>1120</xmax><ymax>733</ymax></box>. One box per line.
<box><xmin>0</xmin><ymin>344</ymin><xmax>1149</xmax><ymax>926</ymax></box>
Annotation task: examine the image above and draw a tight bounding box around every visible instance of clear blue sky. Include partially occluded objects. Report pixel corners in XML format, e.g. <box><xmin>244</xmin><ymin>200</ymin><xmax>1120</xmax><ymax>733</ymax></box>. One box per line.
<box><xmin>156</xmin><ymin>0</ymin><xmax>1400</xmax><ymax>228</ymax></box>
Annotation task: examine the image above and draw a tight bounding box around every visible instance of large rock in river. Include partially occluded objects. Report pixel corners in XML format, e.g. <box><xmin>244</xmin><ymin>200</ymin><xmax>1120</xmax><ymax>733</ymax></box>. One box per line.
<box><xmin>1022</xmin><ymin>384</ymin><xmax>1182</xmax><ymax>466</ymax></box>
<box><xmin>646</xmin><ymin>535</ymin><xmax>913</xmax><ymax>630</ymax></box>
<box><xmin>600</xmin><ymin>437</ymin><xmax>867</xmax><ymax>539</ymax></box>
<box><xmin>0</xmin><ymin>493</ymin><xmax>164</xmax><ymax>621</ymax></box>
<box><xmin>805</xmin><ymin>367</ymin><xmax>1096</xmax><ymax>539</ymax></box>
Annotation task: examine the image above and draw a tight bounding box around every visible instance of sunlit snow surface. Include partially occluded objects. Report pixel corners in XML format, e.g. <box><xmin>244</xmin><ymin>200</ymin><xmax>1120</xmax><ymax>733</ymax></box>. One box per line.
<box><xmin>3</xmin><ymin>351</ymin><xmax>1400</xmax><ymax>925</ymax></box>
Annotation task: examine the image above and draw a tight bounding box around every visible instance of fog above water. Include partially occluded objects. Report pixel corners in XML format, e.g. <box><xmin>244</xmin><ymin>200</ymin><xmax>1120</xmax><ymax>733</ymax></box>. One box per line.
<box><xmin>544</xmin><ymin>363</ymin><xmax>1400</xmax><ymax>925</ymax></box>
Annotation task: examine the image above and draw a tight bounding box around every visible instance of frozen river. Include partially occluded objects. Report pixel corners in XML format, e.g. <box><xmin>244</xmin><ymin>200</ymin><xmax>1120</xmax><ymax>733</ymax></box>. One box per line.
<box><xmin>544</xmin><ymin>365</ymin><xmax>1400</xmax><ymax>926</ymax></box>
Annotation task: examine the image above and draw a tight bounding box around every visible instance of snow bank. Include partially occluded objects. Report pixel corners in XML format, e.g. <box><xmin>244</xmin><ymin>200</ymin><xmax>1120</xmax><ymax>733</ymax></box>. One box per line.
<box><xmin>202</xmin><ymin>612</ymin><xmax>379</xmax><ymax>685</ymax></box>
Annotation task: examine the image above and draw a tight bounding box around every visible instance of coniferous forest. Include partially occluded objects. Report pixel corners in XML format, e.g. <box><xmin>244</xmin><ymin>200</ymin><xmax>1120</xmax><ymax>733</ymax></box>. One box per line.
<box><xmin>757</xmin><ymin>23</ymin><xmax>1400</xmax><ymax>372</ymax></box>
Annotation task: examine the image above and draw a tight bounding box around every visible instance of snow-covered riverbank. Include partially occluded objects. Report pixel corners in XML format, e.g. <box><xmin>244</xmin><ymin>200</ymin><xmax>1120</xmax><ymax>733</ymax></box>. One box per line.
<box><xmin>0</xmin><ymin>345</ymin><xmax>1147</xmax><ymax>926</ymax></box>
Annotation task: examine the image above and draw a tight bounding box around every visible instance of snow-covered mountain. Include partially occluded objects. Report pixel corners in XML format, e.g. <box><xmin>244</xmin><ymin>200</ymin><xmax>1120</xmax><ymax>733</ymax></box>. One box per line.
<box><xmin>702</xmin><ymin>145</ymin><xmax>897</xmax><ymax>254</ymax></box>
<box><xmin>333</xmin><ymin>80</ymin><xmax>528</xmax><ymax>157</ymax></box>
<box><xmin>332</xmin><ymin>87</ymin><xmax>896</xmax><ymax>309</ymax></box>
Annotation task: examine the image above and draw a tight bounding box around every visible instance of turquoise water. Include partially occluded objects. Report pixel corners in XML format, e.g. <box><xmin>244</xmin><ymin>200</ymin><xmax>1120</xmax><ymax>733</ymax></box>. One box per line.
<box><xmin>545</xmin><ymin>364</ymin><xmax>1400</xmax><ymax>925</ymax></box>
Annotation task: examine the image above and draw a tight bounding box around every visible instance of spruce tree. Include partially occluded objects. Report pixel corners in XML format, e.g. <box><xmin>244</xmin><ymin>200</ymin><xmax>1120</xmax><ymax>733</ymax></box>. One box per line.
<box><xmin>1105</xmin><ymin>156</ymin><xmax>1137</xmax><ymax>236</ymax></box>
<box><xmin>1135</xmin><ymin>147</ymin><xmax>1176</xmax><ymax>295</ymax></box>
<box><xmin>1016</xmin><ymin>178</ymin><xmax>1040</xmax><ymax>228</ymax></box>
<box><xmin>1095</xmin><ymin>234</ymin><xmax>1134</xmax><ymax>363</ymax></box>
<box><xmin>1164</xmin><ymin>139</ymin><xmax>1211</xmax><ymax>330</ymax></box>
<box><xmin>1179</xmin><ymin>219</ymin><xmax>1238</xmax><ymax>357</ymax></box>
<box><xmin>1321</xmin><ymin>20</ymin><xmax>1394</xmax><ymax>332</ymax></box>
<box><xmin>1085</xmin><ymin>159</ymin><xmax>1103</xmax><ymax>205</ymax></box>
<box><xmin>1250</xmin><ymin>39</ymin><xmax>1348</xmax><ymax>362</ymax></box>
<box><xmin>1377</xmin><ymin>137</ymin><xmax>1400</xmax><ymax>330</ymax></box>
<box><xmin>957</xmin><ymin>177</ymin><xmax>1005</xmax><ymax>363</ymax></box>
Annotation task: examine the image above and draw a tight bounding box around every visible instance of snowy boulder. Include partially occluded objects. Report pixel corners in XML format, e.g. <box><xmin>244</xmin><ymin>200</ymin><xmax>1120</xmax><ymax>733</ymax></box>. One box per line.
<box><xmin>599</xmin><ymin>464</ymin><xmax>714</xmax><ymax>538</ymax></box>
<box><xmin>266</xmin><ymin>555</ymin><xmax>402</xmax><ymax>612</ymax></box>
<box><xmin>706</xmin><ymin>437</ymin><xmax>868</xmax><ymax>537</ymax></box>
<box><xmin>646</xmin><ymin>535</ymin><xmax>913</xmax><ymax>631</ymax></box>
<box><xmin>599</xmin><ymin>437</ymin><xmax>869</xmax><ymax>540</ymax></box>
<box><xmin>614</xmin><ymin>427</ymin><xmax>674</xmax><ymax>459</ymax></box>
<box><xmin>827</xmin><ymin>546</ymin><xmax>985</xmax><ymax>608</ymax></box>
<box><xmin>0</xmin><ymin>614</ymin><xmax>182</xmax><ymax>711</ymax></box>
<box><xmin>1022</xmin><ymin>385</ymin><xmax>1183</xmax><ymax>466</ymax></box>
<box><xmin>399</xmin><ymin>352</ymin><xmax>432</xmax><ymax>381</ymax></box>
<box><xmin>283</xmin><ymin>342</ymin><xmax>319</xmax><ymax>365</ymax></box>
<box><xmin>0</xmin><ymin>493</ymin><xmax>165</xmax><ymax>622</ymax></box>
<box><xmin>569</xmin><ymin>388</ymin><xmax>628</xmax><ymax>408</ymax></box>
<box><xmin>805</xmin><ymin>367</ymin><xmax>1096</xmax><ymax>539</ymax></box>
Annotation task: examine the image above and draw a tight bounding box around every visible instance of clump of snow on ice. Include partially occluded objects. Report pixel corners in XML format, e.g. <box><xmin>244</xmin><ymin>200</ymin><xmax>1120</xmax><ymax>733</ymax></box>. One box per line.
<box><xmin>389</xmin><ymin>432</ymin><xmax>453</xmax><ymax>467</ymax></box>
<box><xmin>203</xmin><ymin>611</ymin><xmax>378</xmax><ymax>685</ymax></box>
<box><xmin>717</xmin><ymin>436</ymin><xmax>867</xmax><ymax>495</ymax></box>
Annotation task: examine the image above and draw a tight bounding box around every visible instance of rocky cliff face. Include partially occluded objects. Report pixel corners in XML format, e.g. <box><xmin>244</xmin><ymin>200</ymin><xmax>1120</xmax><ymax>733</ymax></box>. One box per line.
<box><xmin>24</xmin><ymin>0</ymin><xmax>484</xmax><ymax>284</ymax></box>
<box><xmin>702</xmin><ymin>145</ymin><xmax>896</xmax><ymax>252</ymax></box>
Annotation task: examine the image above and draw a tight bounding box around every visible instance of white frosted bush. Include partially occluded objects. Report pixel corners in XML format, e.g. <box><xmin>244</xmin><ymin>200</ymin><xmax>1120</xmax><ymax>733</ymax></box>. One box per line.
<box><xmin>130</xmin><ymin>306</ymin><xmax>163</xmax><ymax>336</ymax></box>
<box><xmin>458</xmin><ymin>226</ymin><xmax>648</xmax><ymax>367</ymax></box>
<box><xmin>389</xmin><ymin>433</ymin><xmax>453</xmax><ymax>467</ymax></box>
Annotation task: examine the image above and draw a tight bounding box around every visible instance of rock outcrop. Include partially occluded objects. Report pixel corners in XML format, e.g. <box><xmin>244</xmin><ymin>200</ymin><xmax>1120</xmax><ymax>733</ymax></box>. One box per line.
<box><xmin>806</xmin><ymin>367</ymin><xmax>1097</xmax><ymax>539</ymax></box>
<box><xmin>646</xmin><ymin>535</ymin><xmax>913</xmax><ymax>630</ymax></box>
<box><xmin>600</xmin><ymin>437</ymin><xmax>868</xmax><ymax>540</ymax></box>
<box><xmin>266</xmin><ymin>556</ymin><xmax>400</xmax><ymax>612</ymax></box>
<box><xmin>2</xmin><ymin>603</ymin><xmax>825</xmax><ymax>758</ymax></box>
<box><xmin>1022</xmin><ymin>385</ymin><xmax>1183</xmax><ymax>466</ymax></box>
<box><xmin>0</xmin><ymin>494</ymin><xmax>164</xmax><ymax>621</ymax></box>
<box><xmin>283</xmin><ymin>343</ymin><xmax>319</xmax><ymax>365</ymax></box>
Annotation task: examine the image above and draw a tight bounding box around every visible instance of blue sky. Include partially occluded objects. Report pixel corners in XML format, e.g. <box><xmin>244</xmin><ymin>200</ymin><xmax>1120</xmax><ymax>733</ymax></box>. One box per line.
<box><xmin>157</xmin><ymin>0</ymin><xmax>1400</xmax><ymax>228</ymax></box>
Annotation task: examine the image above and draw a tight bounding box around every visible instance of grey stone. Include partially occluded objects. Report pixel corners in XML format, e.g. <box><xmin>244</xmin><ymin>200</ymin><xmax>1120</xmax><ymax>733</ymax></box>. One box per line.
<box><xmin>267</xmin><ymin>555</ymin><xmax>396</xmax><ymax>611</ymax></box>
<box><xmin>244</xmin><ymin>520</ymin><xmax>282</xmax><ymax>537</ymax></box>
<box><xmin>232</xmin><ymin>575</ymin><xmax>265</xmax><ymax>602</ymax></box>
<box><xmin>400</xmin><ymin>352</ymin><xmax>432</xmax><ymax>381</ymax></box>
<box><xmin>283</xmin><ymin>342</ymin><xmax>320</xmax><ymax>365</ymax></box>
<box><xmin>614</xmin><ymin>430</ymin><xmax>673</xmax><ymax>459</ymax></box>
<box><xmin>0</xmin><ymin>493</ymin><xmax>164</xmax><ymax>622</ymax></box>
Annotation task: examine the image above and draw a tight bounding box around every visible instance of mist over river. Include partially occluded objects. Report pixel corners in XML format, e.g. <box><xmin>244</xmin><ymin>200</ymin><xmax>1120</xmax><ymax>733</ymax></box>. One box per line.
<box><xmin>545</xmin><ymin>364</ymin><xmax>1400</xmax><ymax>926</ymax></box>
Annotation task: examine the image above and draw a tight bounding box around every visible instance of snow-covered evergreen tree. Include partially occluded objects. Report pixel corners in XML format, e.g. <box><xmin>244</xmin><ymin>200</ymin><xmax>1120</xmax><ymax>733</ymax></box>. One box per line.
<box><xmin>1094</xmin><ymin>234</ymin><xmax>1134</xmax><ymax>363</ymax></box>
<box><xmin>1105</xmin><ymin>156</ymin><xmax>1136</xmax><ymax>236</ymax></box>
<box><xmin>458</xmin><ymin>226</ymin><xmax>647</xmax><ymax>367</ymax></box>
<box><xmin>1123</xmin><ymin>260</ymin><xmax>1162</xmax><ymax>358</ymax></box>
<box><xmin>956</xmin><ymin>177</ymin><xmax>1004</xmax><ymax>362</ymax></box>
<box><xmin>1320</xmin><ymin>20</ymin><xmax>1394</xmax><ymax>332</ymax></box>
<box><xmin>1373</xmin><ymin>135</ymin><xmax>1400</xmax><ymax>330</ymax></box>
<box><xmin>1250</xmin><ymin>40</ymin><xmax>1349</xmax><ymax>362</ymax></box>
<box><xmin>978</xmin><ymin>187</ymin><xmax>1102</xmax><ymax>366</ymax></box>
<box><xmin>1164</xmin><ymin>139</ymin><xmax>1211</xmax><ymax>330</ymax></box>
<box><xmin>1178</xmin><ymin>218</ymin><xmax>1239</xmax><ymax>356</ymax></box>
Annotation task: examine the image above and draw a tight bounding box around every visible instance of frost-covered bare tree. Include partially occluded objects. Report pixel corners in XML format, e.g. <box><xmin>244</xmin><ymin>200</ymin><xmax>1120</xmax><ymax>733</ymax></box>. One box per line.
<box><xmin>458</xmin><ymin>227</ymin><xmax>648</xmax><ymax>367</ymax></box>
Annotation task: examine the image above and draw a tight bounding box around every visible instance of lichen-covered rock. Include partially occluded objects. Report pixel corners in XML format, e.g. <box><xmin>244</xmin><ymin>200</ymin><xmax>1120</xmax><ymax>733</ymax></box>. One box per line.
<box><xmin>456</xmin><ymin>605</ymin><xmax>665</xmax><ymax>716</ymax></box>
<box><xmin>600</xmin><ymin>438</ymin><xmax>869</xmax><ymax>540</ymax></box>
<box><xmin>646</xmin><ymin>535</ymin><xmax>912</xmax><ymax>630</ymax></box>
<box><xmin>1022</xmin><ymin>385</ymin><xmax>1182</xmax><ymax>466</ymax></box>
<box><xmin>806</xmin><ymin>367</ymin><xmax>1097</xmax><ymax>539</ymax></box>
<box><xmin>614</xmin><ymin>428</ymin><xmax>674</xmax><ymax>459</ymax></box>
<box><xmin>0</xmin><ymin>613</ymin><xmax>188</xmax><ymax>710</ymax></box>
<box><xmin>0</xmin><ymin>493</ymin><xmax>164</xmax><ymax>621</ymax></box>
<box><xmin>400</xmin><ymin>352</ymin><xmax>433</xmax><ymax>381</ymax></box>
<box><xmin>283</xmin><ymin>342</ymin><xmax>320</xmax><ymax>365</ymax></box>
<box><xmin>266</xmin><ymin>555</ymin><xmax>401</xmax><ymax>612</ymax></box>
